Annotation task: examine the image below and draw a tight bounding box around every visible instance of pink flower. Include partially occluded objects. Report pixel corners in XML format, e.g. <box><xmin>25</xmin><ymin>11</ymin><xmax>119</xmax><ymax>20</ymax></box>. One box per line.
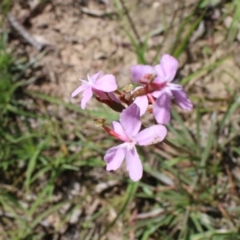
<box><xmin>71</xmin><ymin>71</ymin><xmax>117</xmax><ymax>109</ymax></box>
<box><xmin>104</xmin><ymin>104</ymin><xmax>167</xmax><ymax>181</ymax></box>
<box><xmin>130</xmin><ymin>54</ymin><xmax>193</xmax><ymax>124</ymax></box>
<box><xmin>131</xmin><ymin>87</ymin><xmax>149</xmax><ymax>116</ymax></box>
<box><xmin>130</xmin><ymin>65</ymin><xmax>156</xmax><ymax>85</ymax></box>
<box><xmin>152</xmin><ymin>54</ymin><xmax>193</xmax><ymax>124</ymax></box>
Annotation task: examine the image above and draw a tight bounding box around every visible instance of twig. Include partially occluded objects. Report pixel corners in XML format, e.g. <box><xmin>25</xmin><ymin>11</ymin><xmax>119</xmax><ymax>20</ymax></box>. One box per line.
<box><xmin>225</xmin><ymin>164</ymin><xmax>238</xmax><ymax>196</ymax></box>
<box><xmin>135</xmin><ymin>208</ymin><xmax>164</xmax><ymax>220</ymax></box>
<box><xmin>217</xmin><ymin>201</ymin><xmax>234</xmax><ymax>223</ymax></box>
<box><xmin>80</xmin><ymin>7</ymin><xmax>116</xmax><ymax>18</ymax></box>
<box><xmin>7</xmin><ymin>13</ymin><xmax>43</xmax><ymax>51</ymax></box>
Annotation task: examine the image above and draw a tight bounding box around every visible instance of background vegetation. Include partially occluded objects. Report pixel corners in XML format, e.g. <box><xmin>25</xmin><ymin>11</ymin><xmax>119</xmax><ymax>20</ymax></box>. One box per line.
<box><xmin>0</xmin><ymin>0</ymin><xmax>240</xmax><ymax>239</ymax></box>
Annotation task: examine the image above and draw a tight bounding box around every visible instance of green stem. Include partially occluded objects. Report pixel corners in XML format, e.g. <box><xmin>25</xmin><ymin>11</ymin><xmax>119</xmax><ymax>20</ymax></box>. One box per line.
<box><xmin>163</xmin><ymin>139</ymin><xmax>201</xmax><ymax>183</ymax></box>
<box><xmin>100</xmin><ymin>181</ymin><xmax>138</xmax><ymax>237</ymax></box>
<box><xmin>163</xmin><ymin>139</ymin><xmax>195</xmax><ymax>157</ymax></box>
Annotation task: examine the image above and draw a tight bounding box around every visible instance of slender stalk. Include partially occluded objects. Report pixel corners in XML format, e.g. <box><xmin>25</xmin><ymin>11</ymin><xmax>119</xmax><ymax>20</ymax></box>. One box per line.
<box><xmin>100</xmin><ymin>182</ymin><xmax>138</xmax><ymax>237</ymax></box>
<box><xmin>163</xmin><ymin>139</ymin><xmax>201</xmax><ymax>181</ymax></box>
<box><xmin>178</xmin><ymin>207</ymin><xmax>190</xmax><ymax>240</ymax></box>
<box><xmin>163</xmin><ymin>139</ymin><xmax>195</xmax><ymax>157</ymax></box>
<box><xmin>118</xmin><ymin>0</ymin><xmax>141</xmax><ymax>45</ymax></box>
<box><xmin>152</xmin><ymin>9</ymin><xmax>177</xmax><ymax>64</ymax></box>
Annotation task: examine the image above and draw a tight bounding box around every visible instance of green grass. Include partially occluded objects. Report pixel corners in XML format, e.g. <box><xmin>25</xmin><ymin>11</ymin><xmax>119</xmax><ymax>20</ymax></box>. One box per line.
<box><xmin>0</xmin><ymin>31</ymin><xmax>112</xmax><ymax>239</ymax></box>
<box><xmin>1</xmin><ymin>0</ymin><xmax>240</xmax><ymax>239</ymax></box>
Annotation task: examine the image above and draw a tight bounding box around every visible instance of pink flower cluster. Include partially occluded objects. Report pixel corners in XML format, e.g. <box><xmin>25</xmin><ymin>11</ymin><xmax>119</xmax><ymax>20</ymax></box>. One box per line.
<box><xmin>71</xmin><ymin>54</ymin><xmax>193</xmax><ymax>181</ymax></box>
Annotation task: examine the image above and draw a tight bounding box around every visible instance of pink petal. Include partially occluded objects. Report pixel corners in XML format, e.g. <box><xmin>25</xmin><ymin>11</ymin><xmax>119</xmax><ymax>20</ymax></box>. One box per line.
<box><xmin>134</xmin><ymin>95</ymin><xmax>148</xmax><ymax>116</ymax></box>
<box><xmin>112</xmin><ymin>121</ymin><xmax>129</xmax><ymax>141</ymax></box>
<box><xmin>91</xmin><ymin>71</ymin><xmax>104</xmax><ymax>82</ymax></box>
<box><xmin>130</xmin><ymin>65</ymin><xmax>155</xmax><ymax>84</ymax></box>
<box><xmin>153</xmin><ymin>65</ymin><xmax>166</xmax><ymax>84</ymax></box>
<box><xmin>93</xmin><ymin>74</ymin><xmax>117</xmax><ymax>92</ymax></box>
<box><xmin>104</xmin><ymin>145</ymin><xmax>126</xmax><ymax>171</ymax></box>
<box><xmin>92</xmin><ymin>89</ymin><xmax>109</xmax><ymax>99</ymax></box>
<box><xmin>108</xmin><ymin>92</ymin><xmax>121</xmax><ymax>104</ymax></box>
<box><xmin>71</xmin><ymin>85</ymin><xmax>86</xmax><ymax>98</ymax></box>
<box><xmin>168</xmin><ymin>83</ymin><xmax>182</xmax><ymax>91</ymax></box>
<box><xmin>120</xmin><ymin>104</ymin><xmax>141</xmax><ymax>137</ymax></box>
<box><xmin>156</xmin><ymin>54</ymin><xmax>179</xmax><ymax>82</ymax></box>
<box><xmin>93</xmin><ymin>90</ymin><xmax>121</xmax><ymax>104</ymax></box>
<box><xmin>81</xmin><ymin>87</ymin><xmax>93</xmax><ymax>109</ymax></box>
<box><xmin>152</xmin><ymin>89</ymin><xmax>163</xmax><ymax>98</ymax></box>
<box><xmin>172</xmin><ymin>89</ymin><xmax>193</xmax><ymax>110</ymax></box>
<box><xmin>153</xmin><ymin>92</ymin><xmax>171</xmax><ymax>124</ymax></box>
<box><xmin>126</xmin><ymin>147</ymin><xmax>143</xmax><ymax>181</ymax></box>
<box><xmin>136</xmin><ymin>125</ymin><xmax>167</xmax><ymax>146</ymax></box>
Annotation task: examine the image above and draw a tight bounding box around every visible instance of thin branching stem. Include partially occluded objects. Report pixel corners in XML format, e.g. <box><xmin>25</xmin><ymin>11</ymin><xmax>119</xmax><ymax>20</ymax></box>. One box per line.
<box><xmin>163</xmin><ymin>139</ymin><xmax>195</xmax><ymax>157</ymax></box>
<box><xmin>163</xmin><ymin>138</ymin><xmax>201</xmax><ymax>182</ymax></box>
<box><xmin>118</xmin><ymin>0</ymin><xmax>141</xmax><ymax>46</ymax></box>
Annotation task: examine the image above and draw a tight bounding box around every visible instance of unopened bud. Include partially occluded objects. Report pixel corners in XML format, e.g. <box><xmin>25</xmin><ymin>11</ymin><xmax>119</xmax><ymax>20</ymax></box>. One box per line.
<box><xmin>122</xmin><ymin>84</ymin><xmax>133</xmax><ymax>93</ymax></box>
<box><xmin>147</xmin><ymin>105</ymin><xmax>153</xmax><ymax>114</ymax></box>
<box><xmin>93</xmin><ymin>118</ymin><xmax>105</xmax><ymax>127</ymax></box>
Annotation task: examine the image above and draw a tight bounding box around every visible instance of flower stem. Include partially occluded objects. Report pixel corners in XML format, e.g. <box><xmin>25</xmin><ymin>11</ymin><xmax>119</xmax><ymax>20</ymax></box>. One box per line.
<box><xmin>163</xmin><ymin>139</ymin><xmax>201</xmax><ymax>180</ymax></box>
<box><xmin>163</xmin><ymin>139</ymin><xmax>193</xmax><ymax>156</ymax></box>
<box><xmin>118</xmin><ymin>0</ymin><xmax>141</xmax><ymax>46</ymax></box>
